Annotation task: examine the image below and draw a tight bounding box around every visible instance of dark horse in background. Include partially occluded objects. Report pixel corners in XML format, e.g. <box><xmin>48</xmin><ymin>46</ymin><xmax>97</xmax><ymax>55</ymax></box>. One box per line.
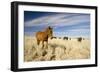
<box><xmin>36</xmin><ymin>26</ymin><xmax>53</xmax><ymax>48</ymax></box>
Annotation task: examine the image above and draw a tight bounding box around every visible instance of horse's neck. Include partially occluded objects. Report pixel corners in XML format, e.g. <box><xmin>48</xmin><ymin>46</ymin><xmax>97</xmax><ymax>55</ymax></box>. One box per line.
<box><xmin>44</xmin><ymin>29</ymin><xmax>47</xmax><ymax>32</ymax></box>
<box><xmin>44</xmin><ymin>30</ymin><xmax>48</xmax><ymax>36</ymax></box>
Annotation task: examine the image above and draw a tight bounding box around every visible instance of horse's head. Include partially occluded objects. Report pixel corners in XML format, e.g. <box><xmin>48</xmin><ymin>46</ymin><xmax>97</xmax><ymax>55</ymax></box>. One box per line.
<box><xmin>46</xmin><ymin>26</ymin><xmax>53</xmax><ymax>39</ymax></box>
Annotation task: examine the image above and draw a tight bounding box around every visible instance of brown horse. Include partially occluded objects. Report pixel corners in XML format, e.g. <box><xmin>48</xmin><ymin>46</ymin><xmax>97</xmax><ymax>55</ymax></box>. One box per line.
<box><xmin>36</xmin><ymin>26</ymin><xmax>53</xmax><ymax>48</ymax></box>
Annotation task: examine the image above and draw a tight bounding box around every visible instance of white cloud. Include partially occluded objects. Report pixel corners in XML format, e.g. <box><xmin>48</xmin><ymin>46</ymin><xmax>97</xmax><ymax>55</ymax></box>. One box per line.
<box><xmin>25</xmin><ymin>13</ymin><xmax>90</xmax><ymax>27</ymax></box>
<box><xmin>67</xmin><ymin>28</ymin><xmax>90</xmax><ymax>32</ymax></box>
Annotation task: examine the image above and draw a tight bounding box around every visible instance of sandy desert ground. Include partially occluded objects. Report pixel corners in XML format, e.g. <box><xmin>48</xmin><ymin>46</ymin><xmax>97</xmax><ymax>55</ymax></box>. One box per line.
<box><xmin>24</xmin><ymin>36</ymin><xmax>90</xmax><ymax>62</ymax></box>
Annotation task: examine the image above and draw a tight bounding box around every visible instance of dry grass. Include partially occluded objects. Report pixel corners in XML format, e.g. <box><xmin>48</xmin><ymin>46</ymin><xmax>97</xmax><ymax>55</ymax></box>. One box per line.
<box><xmin>24</xmin><ymin>36</ymin><xmax>90</xmax><ymax>62</ymax></box>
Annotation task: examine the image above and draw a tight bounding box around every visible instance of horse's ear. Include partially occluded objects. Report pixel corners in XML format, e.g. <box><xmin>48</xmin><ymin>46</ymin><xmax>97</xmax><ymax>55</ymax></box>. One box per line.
<box><xmin>48</xmin><ymin>26</ymin><xmax>52</xmax><ymax>29</ymax></box>
<box><xmin>48</xmin><ymin>26</ymin><xmax>51</xmax><ymax>29</ymax></box>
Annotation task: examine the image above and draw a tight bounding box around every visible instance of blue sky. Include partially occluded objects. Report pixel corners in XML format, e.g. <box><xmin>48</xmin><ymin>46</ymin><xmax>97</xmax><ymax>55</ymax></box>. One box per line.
<box><xmin>24</xmin><ymin>11</ymin><xmax>90</xmax><ymax>38</ymax></box>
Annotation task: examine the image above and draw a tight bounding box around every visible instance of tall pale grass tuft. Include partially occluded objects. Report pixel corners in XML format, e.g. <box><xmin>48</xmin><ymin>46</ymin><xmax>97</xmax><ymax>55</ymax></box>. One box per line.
<box><xmin>24</xmin><ymin>36</ymin><xmax>90</xmax><ymax>62</ymax></box>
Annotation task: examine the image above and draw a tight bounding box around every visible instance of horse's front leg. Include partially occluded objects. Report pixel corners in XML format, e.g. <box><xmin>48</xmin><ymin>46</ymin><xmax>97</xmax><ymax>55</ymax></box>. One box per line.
<box><xmin>37</xmin><ymin>39</ymin><xmax>40</xmax><ymax>46</ymax></box>
<box><xmin>45</xmin><ymin>41</ymin><xmax>48</xmax><ymax>49</ymax></box>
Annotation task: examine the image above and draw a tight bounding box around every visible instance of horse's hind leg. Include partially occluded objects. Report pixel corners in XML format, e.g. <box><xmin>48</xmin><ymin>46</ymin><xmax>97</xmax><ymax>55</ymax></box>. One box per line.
<box><xmin>36</xmin><ymin>40</ymin><xmax>42</xmax><ymax>56</ymax></box>
<box><xmin>42</xmin><ymin>41</ymin><xmax>44</xmax><ymax>49</ymax></box>
<box><xmin>36</xmin><ymin>40</ymin><xmax>40</xmax><ymax>51</ymax></box>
